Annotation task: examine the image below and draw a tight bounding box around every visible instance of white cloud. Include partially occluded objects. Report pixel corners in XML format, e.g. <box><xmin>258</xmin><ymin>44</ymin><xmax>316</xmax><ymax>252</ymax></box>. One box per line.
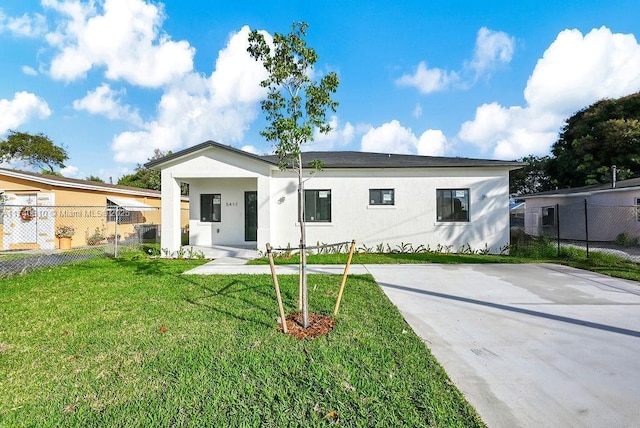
<box><xmin>307</xmin><ymin>116</ymin><xmax>355</xmax><ymax>151</ymax></box>
<box><xmin>361</xmin><ymin>120</ymin><xmax>449</xmax><ymax>156</ymax></box>
<box><xmin>361</xmin><ymin>120</ymin><xmax>416</xmax><ymax>154</ymax></box>
<box><xmin>0</xmin><ymin>12</ymin><xmax>47</xmax><ymax>37</ymax></box>
<box><xmin>44</xmin><ymin>0</ymin><xmax>194</xmax><ymax>86</ymax></box>
<box><xmin>458</xmin><ymin>26</ymin><xmax>640</xmax><ymax>159</ymax></box>
<box><xmin>396</xmin><ymin>62</ymin><xmax>458</xmax><ymax>94</ymax></box>
<box><xmin>0</xmin><ymin>91</ymin><xmax>51</xmax><ymax>133</ymax></box>
<box><xmin>525</xmin><ymin>27</ymin><xmax>640</xmax><ymax>114</ymax></box>
<box><xmin>110</xmin><ymin>25</ymin><xmax>268</xmax><ymax>163</ymax></box>
<box><xmin>73</xmin><ymin>83</ymin><xmax>142</xmax><ymax>124</ymax></box>
<box><xmin>240</xmin><ymin>145</ymin><xmax>259</xmax><ymax>155</ymax></box>
<box><xmin>22</xmin><ymin>65</ymin><xmax>38</xmax><ymax>76</ymax></box>
<box><xmin>412</xmin><ymin>103</ymin><xmax>423</xmax><ymax>119</ymax></box>
<box><xmin>416</xmin><ymin>129</ymin><xmax>447</xmax><ymax>156</ymax></box>
<box><xmin>467</xmin><ymin>27</ymin><xmax>515</xmax><ymax>77</ymax></box>
<box><xmin>397</xmin><ymin>27</ymin><xmax>514</xmax><ymax>94</ymax></box>
<box><xmin>60</xmin><ymin>164</ymin><xmax>79</xmax><ymax>177</ymax></box>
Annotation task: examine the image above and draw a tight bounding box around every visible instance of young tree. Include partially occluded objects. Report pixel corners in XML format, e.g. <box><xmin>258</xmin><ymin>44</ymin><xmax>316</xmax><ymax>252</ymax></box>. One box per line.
<box><xmin>248</xmin><ymin>22</ymin><xmax>339</xmax><ymax>328</ymax></box>
<box><xmin>0</xmin><ymin>131</ymin><xmax>68</xmax><ymax>173</ymax></box>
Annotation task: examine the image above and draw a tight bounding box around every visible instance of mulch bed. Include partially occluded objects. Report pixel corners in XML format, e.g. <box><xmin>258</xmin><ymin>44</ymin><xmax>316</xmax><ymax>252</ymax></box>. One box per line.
<box><xmin>282</xmin><ymin>312</ymin><xmax>336</xmax><ymax>339</ymax></box>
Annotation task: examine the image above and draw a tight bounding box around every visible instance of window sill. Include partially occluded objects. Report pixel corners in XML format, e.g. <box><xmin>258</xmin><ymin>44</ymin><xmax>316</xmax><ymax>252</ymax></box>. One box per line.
<box><xmin>367</xmin><ymin>205</ymin><xmax>396</xmax><ymax>210</ymax></box>
<box><xmin>295</xmin><ymin>222</ymin><xmax>333</xmax><ymax>227</ymax></box>
<box><xmin>434</xmin><ymin>221</ymin><xmax>471</xmax><ymax>226</ymax></box>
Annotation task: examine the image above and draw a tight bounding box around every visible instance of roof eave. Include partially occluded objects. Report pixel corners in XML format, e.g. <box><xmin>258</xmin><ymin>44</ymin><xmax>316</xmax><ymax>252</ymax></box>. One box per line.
<box><xmin>0</xmin><ymin>169</ymin><xmax>163</xmax><ymax>198</ymax></box>
<box><xmin>145</xmin><ymin>140</ymin><xmax>276</xmax><ymax>170</ymax></box>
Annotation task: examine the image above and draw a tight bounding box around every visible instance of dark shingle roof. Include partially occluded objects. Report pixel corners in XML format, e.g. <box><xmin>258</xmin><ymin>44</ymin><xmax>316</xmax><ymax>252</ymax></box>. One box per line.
<box><xmin>263</xmin><ymin>151</ymin><xmax>523</xmax><ymax>168</ymax></box>
<box><xmin>146</xmin><ymin>141</ymin><xmax>524</xmax><ymax>169</ymax></box>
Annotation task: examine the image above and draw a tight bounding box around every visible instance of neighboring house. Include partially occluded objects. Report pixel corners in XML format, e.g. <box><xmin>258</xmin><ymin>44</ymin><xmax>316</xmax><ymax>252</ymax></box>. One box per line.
<box><xmin>523</xmin><ymin>178</ymin><xmax>640</xmax><ymax>241</ymax></box>
<box><xmin>147</xmin><ymin>141</ymin><xmax>522</xmax><ymax>254</ymax></box>
<box><xmin>509</xmin><ymin>200</ymin><xmax>525</xmax><ymax>228</ymax></box>
<box><xmin>0</xmin><ymin>168</ymin><xmax>188</xmax><ymax>250</ymax></box>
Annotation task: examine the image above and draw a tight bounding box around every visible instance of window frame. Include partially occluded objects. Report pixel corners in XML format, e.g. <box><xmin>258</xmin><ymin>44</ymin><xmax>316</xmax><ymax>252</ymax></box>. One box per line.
<box><xmin>369</xmin><ymin>188</ymin><xmax>395</xmax><ymax>206</ymax></box>
<box><xmin>304</xmin><ymin>189</ymin><xmax>332</xmax><ymax>223</ymax></box>
<box><xmin>542</xmin><ymin>206</ymin><xmax>556</xmax><ymax>226</ymax></box>
<box><xmin>436</xmin><ymin>188</ymin><xmax>470</xmax><ymax>222</ymax></box>
<box><xmin>200</xmin><ymin>193</ymin><xmax>222</xmax><ymax>223</ymax></box>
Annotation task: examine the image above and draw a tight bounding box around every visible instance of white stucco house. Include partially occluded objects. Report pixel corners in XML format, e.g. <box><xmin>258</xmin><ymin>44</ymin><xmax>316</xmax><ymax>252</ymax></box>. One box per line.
<box><xmin>524</xmin><ymin>178</ymin><xmax>640</xmax><ymax>241</ymax></box>
<box><xmin>146</xmin><ymin>141</ymin><xmax>523</xmax><ymax>254</ymax></box>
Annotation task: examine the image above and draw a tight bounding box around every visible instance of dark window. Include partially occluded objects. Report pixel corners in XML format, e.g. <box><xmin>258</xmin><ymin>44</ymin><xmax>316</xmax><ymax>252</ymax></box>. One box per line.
<box><xmin>436</xmin><ymin>189</ymin><xmax>469</xmax><ymax>222</ymax></box>
<box><xmin>201</xmin><ymin>194</ymin><xmax>221</xmax><ymax>222</ymax></box>
<box><xmin>542</xmin><ymin>206</ymin><xmax>555</xmax><ymax>226</ymax></box>
<box><xmin>369</xmin><ymin>189</ymin><xmax>395</xmax><ymax>205</ymax></box>
<box><xmin>636</xmin><ymin>198</ymin><xmax>640</xmax><ymax>222</ymax></box>
<box><xmin>304</xmin><ymin>189</ymin><xmax>331</xmax><ymax>222</ymax></box>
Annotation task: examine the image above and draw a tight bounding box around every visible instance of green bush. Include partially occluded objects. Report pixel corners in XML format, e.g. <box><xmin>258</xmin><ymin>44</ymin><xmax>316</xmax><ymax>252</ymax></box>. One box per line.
<box><xmin>614</xmin><ymin>232</ymin><xmax>639</xmax><ymax>247</ymax></box>
<box><xmin>141</xmin><ymin>243</ymin><xmax>161</xmax><ymax>256</ymax></box>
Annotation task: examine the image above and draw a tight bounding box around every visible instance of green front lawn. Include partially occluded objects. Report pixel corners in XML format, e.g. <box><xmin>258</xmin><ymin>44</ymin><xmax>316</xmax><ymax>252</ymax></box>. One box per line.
<box><xmin>0</xmin><ymin>257</ymin><xmax>483</xmax><ymax>427</ymax></box>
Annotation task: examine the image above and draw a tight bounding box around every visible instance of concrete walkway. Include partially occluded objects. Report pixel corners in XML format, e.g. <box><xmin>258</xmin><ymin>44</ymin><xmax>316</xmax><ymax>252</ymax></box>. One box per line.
<box><xmin>185</xmin><ymin>261</ymin><xmax>640</xmax><ymax>427</ymax></box>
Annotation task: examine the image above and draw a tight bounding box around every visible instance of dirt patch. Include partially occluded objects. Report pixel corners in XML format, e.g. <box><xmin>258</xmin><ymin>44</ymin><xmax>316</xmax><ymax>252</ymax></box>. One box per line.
<box><xmin>282</xmin><ymin>312</ymin><xmax>336</xmax><ymax>339</ymax></box>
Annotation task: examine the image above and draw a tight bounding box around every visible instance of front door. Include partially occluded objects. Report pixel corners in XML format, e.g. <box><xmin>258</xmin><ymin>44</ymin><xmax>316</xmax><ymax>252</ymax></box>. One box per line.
<box><xmin>14</xmin><ymin>194</ymin><xmax>38</xmax><ymax>244</ymax></box>
<box><xmin>244</xmin><ymin>191</ymin><xmax>257</xmax><ymax>242</ymax></box>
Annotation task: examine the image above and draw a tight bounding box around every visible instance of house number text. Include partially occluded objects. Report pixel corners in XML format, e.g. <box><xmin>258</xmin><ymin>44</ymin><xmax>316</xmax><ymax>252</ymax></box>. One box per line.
<box><xmin>226</xmin><ymin>202</ymin><xmax>238</xmax><ymax>207</ymax></box>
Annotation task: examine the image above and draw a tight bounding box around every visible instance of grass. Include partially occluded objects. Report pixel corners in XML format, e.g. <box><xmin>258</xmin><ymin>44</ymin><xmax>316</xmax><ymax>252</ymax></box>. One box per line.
<box><xmin>553</xmin><ymin>246</ymin><xmax>640</xmax><ymax>282</ymax></box>
<box><xmin>0</xmin><ymin>256</ymin><xmax>483</xmax><ymax>427</ymax></box>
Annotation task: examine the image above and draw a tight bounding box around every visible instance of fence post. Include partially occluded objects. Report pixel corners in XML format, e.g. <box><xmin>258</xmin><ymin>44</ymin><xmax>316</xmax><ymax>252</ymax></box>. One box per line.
<box><xmin>584</xmin><ymin>199</ymin><xmax>589</xmax><ymax>259</ymax></box>
<box><xmin>114</xmin><ymin>207</ymin><xmax>119</xmax><ymax>258</ymax></box>
<box><xmin>556</xmin><ymin>203</ymin><xmax>560</xmax><ymax>256</ymax></box>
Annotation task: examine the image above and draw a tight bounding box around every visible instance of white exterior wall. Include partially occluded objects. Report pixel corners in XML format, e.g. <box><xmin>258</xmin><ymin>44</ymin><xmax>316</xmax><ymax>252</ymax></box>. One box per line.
<box><xmin>157</xmin><ymin>145</ymin><xmax>513</xmax><ymax>254</ymax></box>
<box><xmin>188</xmin><ymin>178</ymin><xmax>257</xmax><ymax>246</ymax></box>
<box><xmin>268</xmin><ymin>167</ymin><xmax>510</xmax><ymax>253</ymax></box>
<box><xmin>157</xmin><ymin>147</ymin><xmax>272</xmax><ymax>254</ymax></box>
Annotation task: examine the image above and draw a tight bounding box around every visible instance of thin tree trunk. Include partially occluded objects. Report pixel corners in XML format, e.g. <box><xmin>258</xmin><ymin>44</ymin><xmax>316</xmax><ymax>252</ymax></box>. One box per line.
<box><xmin>298</xmin><ymin>152</ymin><xmax>309</xmax><ymax>328</ymax></box>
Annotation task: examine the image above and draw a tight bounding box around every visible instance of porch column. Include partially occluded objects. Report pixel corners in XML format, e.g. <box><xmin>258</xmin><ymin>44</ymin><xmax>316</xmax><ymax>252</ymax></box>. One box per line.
<box><xmin>256</xmin><ymin>175</ymin><xmax>271</xmax><ymax>250</ymax></box>
<box><xmin>161</xmin><ymin>171</ymin><xmax>182</xmax><ymax>256</ymax></box>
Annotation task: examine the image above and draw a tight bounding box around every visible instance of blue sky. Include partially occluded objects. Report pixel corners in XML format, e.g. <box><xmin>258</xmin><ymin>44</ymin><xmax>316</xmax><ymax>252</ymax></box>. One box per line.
<box><xmin>1</xmin><ymin>0</ymin><xmax>640</xmax><ymax>182</ymax></box>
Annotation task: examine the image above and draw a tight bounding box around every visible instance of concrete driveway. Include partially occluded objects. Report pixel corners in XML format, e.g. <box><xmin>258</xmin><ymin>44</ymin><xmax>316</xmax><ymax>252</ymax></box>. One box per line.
<box><xmin>367</xmin><ymin>263</ymin><xmax>640</xmax><ymax>428</ymax></box>
<box><xmin>187</xmin><ymin>261</ymin><xmax>640</xmax><ymax>426</ymax></box>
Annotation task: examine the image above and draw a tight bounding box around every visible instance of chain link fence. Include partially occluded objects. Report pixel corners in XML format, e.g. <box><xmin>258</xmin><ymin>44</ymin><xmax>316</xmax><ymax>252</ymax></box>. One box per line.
<box><xmin>1</xmin><ymin>204</ymin><xmax>165</xmax><ymax>276</ymax></box>
<box><xmin>512</xmin><ymin>199</ymin><xmax>640</xmax><ymax>262</ymax></box>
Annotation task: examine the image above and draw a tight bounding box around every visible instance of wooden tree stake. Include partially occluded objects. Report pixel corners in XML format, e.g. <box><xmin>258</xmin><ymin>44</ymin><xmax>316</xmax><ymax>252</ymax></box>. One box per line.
<box><xmin>267</xmin><ymin>243</ymin><xmax>288</xmax><ymax>333</ymax></box>
<box><xmin>334</xmin><ymin>239</ymin><xmax>356</xmax><ymax>315</ymax></box>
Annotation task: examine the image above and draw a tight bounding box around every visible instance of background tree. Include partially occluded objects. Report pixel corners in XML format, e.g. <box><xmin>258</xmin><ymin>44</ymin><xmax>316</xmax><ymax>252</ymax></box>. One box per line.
<box><xmin>118</xmin><ymin>149</ymin><xmax>165</xmax><ymax>190</ymax></box>
<box><xmin>509</xmin><ymin>155</ymin><xmax>554</xmax><ymax>196</ymax></box>
<box><xmin>548</xmin><ymin>92</ymin><xmax>640</xmax><ymax>188</ymax></box>
<box><xmin>248</xmin><ymin>22</ymin><xmax>339</xmax><ymax>328</ymax></box>
<box><xmin>0</xmin><ymin>131</ymin><xmax>68</xmax><ymax>173</ymax></box>
<box><xmin>85</xmin><ymin>175</ymin><xmax>105</xmax><ymax>183</ymax></box>
<box><xmin>118</xmin><ymin>149</ymin><xmax>188</xmax><ymax>194</ymax></box>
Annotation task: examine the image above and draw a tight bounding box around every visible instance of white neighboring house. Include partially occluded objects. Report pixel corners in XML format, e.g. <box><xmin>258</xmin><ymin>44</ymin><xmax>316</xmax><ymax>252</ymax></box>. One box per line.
<box><xmin>146</xmin><ymin>141</ymin><xmax>523</xmax><ymax>254</ymax></box>
<box><xmin>524</xmin><ymin>178</ymin><xmax>640</xmax><ymax>241</ymax></box>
